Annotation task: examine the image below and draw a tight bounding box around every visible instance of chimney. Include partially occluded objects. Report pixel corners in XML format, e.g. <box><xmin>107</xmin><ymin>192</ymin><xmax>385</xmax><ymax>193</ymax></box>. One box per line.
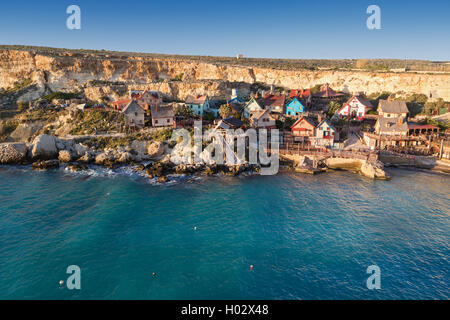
<box><xmin>318</xmin><ymin>114</ymin><xmax>323</xmax><ymax>124</ymax></box>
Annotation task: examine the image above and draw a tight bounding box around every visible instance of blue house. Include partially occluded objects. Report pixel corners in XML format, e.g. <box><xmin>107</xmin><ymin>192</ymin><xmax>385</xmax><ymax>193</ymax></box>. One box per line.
<box><xmin>185</xmin><ymin>95</ymin><xmax>210</xmax><ymax>116</ymax></box>
<box><xmin>285</xmin><ymin>98</ymin><xmax>305</xmax><ymax>116</ymax></box>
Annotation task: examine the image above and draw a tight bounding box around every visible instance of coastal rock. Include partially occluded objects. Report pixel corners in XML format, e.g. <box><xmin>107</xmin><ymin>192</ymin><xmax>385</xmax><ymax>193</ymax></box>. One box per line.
<box><xmin>0</xmin><ymin>142</ymin><xmax>28</xmax><ymax>164</ymax></box>
<box><xmin>116</xmin><ymin>151</ymin><xmax>132</xmax><ymax>163</ymax></box>
<box><xmin>148</xmin><ymin>141</ymin><xmax>164</xmax><ymax>158</ymax></box>
<box><xmin>95</xmin><ymin>152</ymin><xmax>112</xmax><ymax>165</ymax></box>
<box><xmin>77</xmin><ymin>152</ymin><xmax>93</xmax><ymax>163</ymax></box>
<box><xmin>130</xmin><ymin>140</ymin><xmax>148</xmax><ymax>161</ymax></box>
<box><xmin>65</xmin><ymin>163</ymin><xmax>88</xmax><ymax>172</ymax></box>
<box><xmin>204</xmin><ymin>164</ymin><xmax>218</xmax><ymax>175</ymax></box>
<box><xmin>31</xmin><ymin>134</ymin><xmax>58</xmax><ymax>160</ymax></box>
<box><xmin>32</xmin><ymin>159</ymin><xmax>60</xmax><ymax>170</ymax></box>
<box><xmin>157</xmin><ymin>176</ymin><xmax>169</xmax><ymax>183</ymax></box>
<box><xmin>361</xmin><ymin>161</ymin><xmax>389</xmax><ymax>180</ymax></box>
<box><xmin>74</xmin><ymin>143</ymin><xmax>89</xmax><ymax>157</ymax></box>
<box><xmin>58</xmin><ymin>150</ymin><xmax>73</xmax><ymax>163</ymax></box>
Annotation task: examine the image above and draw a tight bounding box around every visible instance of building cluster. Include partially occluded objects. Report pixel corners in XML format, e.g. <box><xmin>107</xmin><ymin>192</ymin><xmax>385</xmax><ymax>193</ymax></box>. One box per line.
<box><xmin>102</xmin><ymin>83</ymin><xmax>446</xmax><ymax>154</ymax></box>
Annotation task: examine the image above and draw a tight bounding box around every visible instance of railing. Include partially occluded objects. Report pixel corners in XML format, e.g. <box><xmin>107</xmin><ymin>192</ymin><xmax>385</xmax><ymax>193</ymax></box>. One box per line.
<box><xmin>279</xmin><ymin>146</ymin><xmax>377</xmax><ymax>162</ymax></box>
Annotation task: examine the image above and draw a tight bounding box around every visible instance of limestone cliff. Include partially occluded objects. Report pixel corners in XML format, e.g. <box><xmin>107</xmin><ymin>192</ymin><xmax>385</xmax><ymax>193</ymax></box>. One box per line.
<box><xmin>0</xmin><ymin>48</ymin><xmax>449</xmax><ymax>102</ymax></box>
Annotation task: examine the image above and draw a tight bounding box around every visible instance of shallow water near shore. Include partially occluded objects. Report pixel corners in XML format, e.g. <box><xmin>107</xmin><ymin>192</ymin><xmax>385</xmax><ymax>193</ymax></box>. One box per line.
<box><xmin>0</xmin><ymin>166</ymin><xmax>448</xmax><ymax>299</ymax></box>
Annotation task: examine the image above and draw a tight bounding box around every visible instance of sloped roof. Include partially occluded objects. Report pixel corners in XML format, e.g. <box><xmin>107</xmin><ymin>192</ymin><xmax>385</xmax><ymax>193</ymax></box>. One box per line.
<box><xmin>347</xmin><ymin>95</ymin><xmax>374</xmax><ymax>109</ymax></box>
<box><xmin>377</xmin><ymin>117</ymin><xmax>409</xmax><ymax>133</ymax></box>
<box><xmin>251</xmin><ymin>109</ymin><xmax>275</xmax><ymax>121</ymax></box>
<box><xmin>112</xmin><ymin>99</ymin><xmax>131</xmax><ymax>110</ymax></box>
<box><xmin>316</xmin><ymin>119</ymin><xmax>336</xmax><ymax>131</ymax></box>
<box><xmin>287</xmin><ymin>97</ymin><xmax>305</xmax><ymax>107</ymax></box>
<box><xmin>244</xmin><ymin>97</ymin><xmax>264</xmax><ymax>111</ymax></box>
<box><xmin>151</xmin><ymin>105</ymin><xmax>174</xmax><ymax>118</ymax></box>
<box><xmin>407</xmin><ymin>123</ymin><xmax>440</xmax><ymax>130</ymax></box>
<box><xmin>291</xmin><ymin>117</ymin><xmax>316</xmax><ymax>130</ymax></box>
<box><xmin>289</xmin><ymin>89</ymin><xmax>311</xmax><ymax>99</ymax></box>
<box><xmin>222</xmin><ymin>117</ymin><xmax>243</xmax><ymax>128</ymax></box>
<box><xmin>186</xmin><ymin>95</ymin><xmax>208</xmax><ymax>105</ymax></box>
<box><xmin>122</xmin><ymin>100</ymin><xmax>145</xmax><ymax>113</ymax></box>
<box><xmin>378</xmin><ymin>100</ymin><xmax>409</xmax><ymax>114</ymax></box>
<box><xmin>263</xmin><ymin>94</ymin><xmax>286</xmax><ymax>107</ymax></box>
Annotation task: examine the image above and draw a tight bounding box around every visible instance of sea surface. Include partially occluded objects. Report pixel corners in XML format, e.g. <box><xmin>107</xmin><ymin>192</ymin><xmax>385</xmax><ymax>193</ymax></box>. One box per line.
<box><xmin>0</xmin><ymin>165</ymin><xmax>448</xmax><ymax>300</ymax></box>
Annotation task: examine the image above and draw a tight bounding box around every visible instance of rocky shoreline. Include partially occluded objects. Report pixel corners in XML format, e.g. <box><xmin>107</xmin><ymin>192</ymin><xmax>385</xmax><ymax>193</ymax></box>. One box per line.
<box><xmin>0</xmin><ymin>134</ymin><xmax>261</xmax><ymax>182</ymax></box>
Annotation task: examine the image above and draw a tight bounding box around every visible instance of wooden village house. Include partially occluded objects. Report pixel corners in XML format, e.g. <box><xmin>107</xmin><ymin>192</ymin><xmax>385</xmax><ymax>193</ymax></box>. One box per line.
<box><xmin>290</xmin><ymin>117</ymin><xmax>317</xmax><ymax>144</ymax></box>
<box><xmin>338</xmin><ymin>94</ymin><xmax>374</xmax><ymax>120</ymax></box>
<box><xmin>285</xmin><ymin>97</ymin><xmax>306</xmax><ymax>116</ymax></box>
<box><xmin>151</xmin><ymin>106</ymin><xmax>175</xmax><ymax>127</ymax></box>
<box><xmin>243</xmin><ymin>97</ymin><xmax>264</xmax><ymax>119</ymax></box>
<box><xmin>311</xmin><ymin>118</ymin><xmax>338</xmax><ymax>147</ymax></box>
<box><xmin>263</xmin><ymin>93</ymin><xmax>286</xmax><ymax>113</ymax></box>
<box><xmin>185</xmin><ymin>95</ymin><xmax>210</xmax><ymax>116</ymax></box>
<box><xmin>250</xmin><ymin>109</ymin><xmax>277</xmax><ymax>130</ymax></box>
<box><xmin>123</xmin><ymin>100</ymin><xmax>145</xmax><ymax>128</ymax></box>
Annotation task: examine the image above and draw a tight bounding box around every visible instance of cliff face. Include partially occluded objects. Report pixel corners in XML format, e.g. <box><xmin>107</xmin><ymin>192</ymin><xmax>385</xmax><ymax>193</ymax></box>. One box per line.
<box><xmin>0</xmin><ymin>49</ymin><xmax>449</xmax><ymax>102</ymax></box>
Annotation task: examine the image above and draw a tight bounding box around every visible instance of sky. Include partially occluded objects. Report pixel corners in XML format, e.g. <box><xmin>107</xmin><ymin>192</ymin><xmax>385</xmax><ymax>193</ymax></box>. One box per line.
<box><xmin>0</xmin><ymin>0</ymin><xmax>449</xmax><ymax>60</ymax></box>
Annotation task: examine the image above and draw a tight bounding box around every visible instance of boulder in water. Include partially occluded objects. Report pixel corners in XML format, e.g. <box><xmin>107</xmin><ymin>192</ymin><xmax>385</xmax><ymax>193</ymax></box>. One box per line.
<box><xmin>32</xmin><ymin>159</ymin><xmax>60</xmax><ymax>170</ymax></box>
<box><xmin>31</xmin><ymin>135</ymin><xmax>58</xmax><ymax>160</ymax></box>
<box><xmin>0</xmin><ymin>142</ymin><xmax>28</xmax><ymax>164</ymax></box>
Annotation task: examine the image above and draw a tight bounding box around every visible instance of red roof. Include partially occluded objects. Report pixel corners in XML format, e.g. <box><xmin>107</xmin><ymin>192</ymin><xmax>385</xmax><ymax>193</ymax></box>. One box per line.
<box><xmin>291</xmin><ymin>117</ymin><xmax>316</xmax><ymax>131</ymax></box>
<box><xmin>408</xmin><ymin>123</ymin><xmax>440</xmax><ymax>130</ymax></box>
<box><xmin>289</xmin><ymin>89</ymin><xmax>311</xmax><ymax>99</ymax></box>
<box><xmin>263</xmin><ymin>94</ymin><xmax>286</xmax><ymax>107</ymax></box>
<box><xmin>112</xmin><ymin>99</ymin><xmax>131</xmax><ymax>110</ymax></box>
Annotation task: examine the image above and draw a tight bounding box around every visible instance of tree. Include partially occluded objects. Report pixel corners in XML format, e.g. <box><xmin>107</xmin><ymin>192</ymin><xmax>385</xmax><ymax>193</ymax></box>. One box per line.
<box><xmin>219</xmin><ymin>104</ymin><xmax>232</xmax><ymax>119</ymax></box>
<box><xmin>328</xmin><ymin>101</ymin><xmax>342</xmax><ymax>116</ymax></box>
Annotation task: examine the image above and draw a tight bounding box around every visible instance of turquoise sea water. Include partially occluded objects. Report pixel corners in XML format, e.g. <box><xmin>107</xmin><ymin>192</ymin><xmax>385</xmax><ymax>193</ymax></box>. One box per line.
<box><xmin>0</xmin><ymin>166</ymin><xmax>448</xmax><ymax>300</ymax></box>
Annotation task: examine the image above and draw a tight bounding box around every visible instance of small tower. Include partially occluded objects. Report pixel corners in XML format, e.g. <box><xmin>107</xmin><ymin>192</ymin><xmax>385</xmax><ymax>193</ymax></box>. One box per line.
<box><xmin>231</xmin><ymin>89</ymin><xmax>238</xmax><ymax>100</ymax></box>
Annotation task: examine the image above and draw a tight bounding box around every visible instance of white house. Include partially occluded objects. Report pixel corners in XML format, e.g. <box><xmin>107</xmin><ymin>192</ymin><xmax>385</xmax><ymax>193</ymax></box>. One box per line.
<box><xmin>250</xmin><ymin>109</ymin><xmax>277</xmax><ymax>130</ymax></box>
<box><xmin>243</xmin><ymin>98</ymin><xmax>264</xmax><ymax>118</ymax></box>
<box><xmin>338</xmin><ymin>95</ymin><xmax>374</xmax><ymax>120</ymax></box>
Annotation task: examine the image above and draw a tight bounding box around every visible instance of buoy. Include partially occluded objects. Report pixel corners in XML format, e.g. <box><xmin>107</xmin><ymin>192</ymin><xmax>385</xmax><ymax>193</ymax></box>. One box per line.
<box><xmin>194</xmin><ymin>226</ymin><xmax>197</xmax><ymax>231</ymax></box>
<box><xmin>59</xmin><ymin>280</ymin><xmax>64</xmax><ymax>286</ymax></box>
<box><xmin>250</xmin><ymin>265</ymin><xmax>254</xmax><ymax>271</ymax></box>
<box><xmin>152</xmin><ymin>272</ymin><xmax>156</xmax><ymax>277</ymax></box>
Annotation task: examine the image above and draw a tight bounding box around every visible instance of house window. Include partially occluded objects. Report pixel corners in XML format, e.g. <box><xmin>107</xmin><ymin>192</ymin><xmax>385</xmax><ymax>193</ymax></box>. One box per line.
<box><xmin>167</xmin><ymin>119</ymin><xmax>170</xmax><ymax>123</ymax></box>
<box><xmin>155</xmin><ymin>120</ymin><xmax>159</xmax><ymax>124</ymax></box>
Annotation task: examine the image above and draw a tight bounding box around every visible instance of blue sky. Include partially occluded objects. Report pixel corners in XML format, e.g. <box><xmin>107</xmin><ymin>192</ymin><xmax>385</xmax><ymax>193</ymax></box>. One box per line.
<box><xmin>0</xmin><ymin>0</ymin><xmax>449</xmax><ymax>60</ymax></box>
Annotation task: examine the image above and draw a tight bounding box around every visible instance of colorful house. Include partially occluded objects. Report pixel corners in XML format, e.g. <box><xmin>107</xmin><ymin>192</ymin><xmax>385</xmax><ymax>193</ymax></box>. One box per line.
<box><xmin>338</xmin><ymin>95</ymin><xmax>374</xmax><ymax>120</ymax></box>
<box><xmin>243</xmin><ymin>97</ymin><xmax>264</xmax><ymax>118</ymax></box>
<box><xmin>250</xmin><ymin>109</ymin><xmax>277</xmax><ymax>130</ymax></box>
<box><xmin>291</xmin><ymin>117</ymin><xmax>316</xmax><ymax>137</ymax></box>
<box><xmin>185</xmin><ymin>95</ymin><xmax>210</xmax><ymax>116</ymax></box>
<box><xmin>312</xmin><ymin>119</ymin><xmax>338</xmax><ymax>147</ymax></box>
<box><xmin>285</xmin><ymin>98</ymin><xmax>305</xmax><ymax>116</ymax></box>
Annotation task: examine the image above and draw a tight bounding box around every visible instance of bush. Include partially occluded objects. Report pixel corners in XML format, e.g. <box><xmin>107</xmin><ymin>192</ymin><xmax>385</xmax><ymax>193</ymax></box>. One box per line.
<box><xmin>42</xmin><ymin>91</ymin><xmax>80</xmax><ymax>102</ymax></box>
